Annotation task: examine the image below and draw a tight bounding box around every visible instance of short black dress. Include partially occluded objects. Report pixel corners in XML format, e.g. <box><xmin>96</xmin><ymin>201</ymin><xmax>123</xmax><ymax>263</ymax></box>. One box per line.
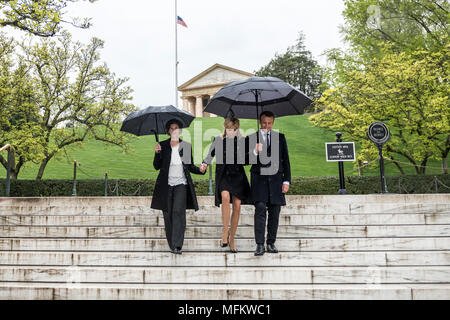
<box><xmin>204</xmin><ymin>136</ymin><xmax>252</xmax><ymax>207</ymax></box>
<box><xmin>218</xmin><ymin>164</ymin><xmax>248</xmax><ymax>201</ymax></box>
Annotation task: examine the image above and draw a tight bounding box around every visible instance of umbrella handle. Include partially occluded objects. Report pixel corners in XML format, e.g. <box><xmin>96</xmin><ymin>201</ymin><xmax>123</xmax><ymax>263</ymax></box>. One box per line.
<box><xmin>256</xmin><ymin>89</ymin><xmax>260</xmax><ymax>144</ymax></box>
<box><xmin>152</xmin><ymin>130</ymin><xmax>159</xmax><ymax>143</ymax></box>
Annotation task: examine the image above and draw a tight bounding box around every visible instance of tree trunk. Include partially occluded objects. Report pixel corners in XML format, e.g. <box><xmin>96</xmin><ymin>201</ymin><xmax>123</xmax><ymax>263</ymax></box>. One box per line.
<box><xmin>441</xmin><ymin>136</ymin><xmax>449</xmax><ymax>175</ymax></box>
<box><xmin>443</xmin><ymin>156</ymin><xmax>448</xmax><ymax>175</ymax></box>
<box><xmin>419</xmin><ymin>158</ymin><xmax>428</xmax><ymax>175</ymax></box>
<box><xmin>1</xmin><ymin>149</ymin><xmax>19</xmax><ymax>180</ymax></box>
<box><xmin>36</xmin><ymin>158</ymin><xmax>49</xmax><ymax>180</ymax></box>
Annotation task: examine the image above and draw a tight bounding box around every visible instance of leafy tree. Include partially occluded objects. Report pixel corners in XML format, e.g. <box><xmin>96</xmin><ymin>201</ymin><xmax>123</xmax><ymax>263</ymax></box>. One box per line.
<box><xmin>310</xmin><ymin>44</ymin><xmax>449</xmax><ymax>174</ymax></box>
<box><xmin>255</xmin><ymin>32</ymin><xmax>324</xmax><ymax>106</ymax></box>
<box><xmin>0</xmin><ymin>0</ymin><xmax>96</xmax><ymax>37</ymax></box>
<box><xmin>0</xmin><ymin>33</ymin><xmax>136</xmax><ymax>179</ymax></box>
<box><xmin>342</xmin><ymin>0</ymin><xmax>449</xmax><ymax>56</ymax></box>
<box><xmin>311</xmin><ymin>0</ymin><xmax>449</xmax><ymax>174</ymax></box>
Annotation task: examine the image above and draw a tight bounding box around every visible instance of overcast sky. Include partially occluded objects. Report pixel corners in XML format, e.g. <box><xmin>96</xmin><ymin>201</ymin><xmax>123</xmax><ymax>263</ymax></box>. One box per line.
<box><xmin>14</xmin><ymin>0</ymin><xmax>347</xmax><ymax>109</ymax></box>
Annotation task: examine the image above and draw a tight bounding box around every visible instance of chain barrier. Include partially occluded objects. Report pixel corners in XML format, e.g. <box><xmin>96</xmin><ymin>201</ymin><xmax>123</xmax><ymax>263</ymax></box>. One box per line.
<box><xmin>119</xmin><ymin>184</ymin><xmax>142</xmax><ymax>197</ymax></box>
<box><xmin>385</xmin><ymin>158</ymin><xmax>445</xmax><ymax>170</ymax></box>
<box><xmin>109</xmin><ymin>182</ymin><xmax>119</xmax><ymax>195</ymax></box>
<box><xmin>435</xmin><ymin>176</ymin><xmax>450</xmax><ymax>190</ymax></box>
<box><xmin>77</xmin><ymin>165</ymin><xmax>105</xmax><ymax>179</ymax></box>
<box><xmin>393</xmin><ymin>175</ymin><xmax>449</xmax><ymax>194</ymax></box>
<box><xmin>348</xmin><ymin>159</ymin><xmax>379</xmax><ymax>174</ymax></box>
<box><xmin>71</xmin><ymin>161</ymin><xmax>148</xmax><ymax>197</ymax></box>
<box><xmin>71</xmin><ymin>158</ymin><xmax>448</xmax><ymax>196</ymax></box>
<box><xmin>79</xmin><ymin>163</ymin><xmax>159</xmax><ymax>176</ymax></box>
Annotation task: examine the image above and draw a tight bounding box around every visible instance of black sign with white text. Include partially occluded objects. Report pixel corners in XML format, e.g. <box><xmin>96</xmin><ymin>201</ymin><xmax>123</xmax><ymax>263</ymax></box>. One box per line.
<box><xmin>368</xmin><ymin>122</ymin><xmax>390</xmax><ymax>145</ymax></box>
<box><xmin>325</xmin><ymin>142</ymin><xmax>356</xmax><ymax>162</ymax></box>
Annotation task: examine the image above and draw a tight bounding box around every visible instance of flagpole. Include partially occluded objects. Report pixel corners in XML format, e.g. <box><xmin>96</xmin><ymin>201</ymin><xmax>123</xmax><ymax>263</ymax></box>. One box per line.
<box><xmin>175</xmin><ymin>0</ymin><xmax>179</xmax><ymax>108</ymax></box>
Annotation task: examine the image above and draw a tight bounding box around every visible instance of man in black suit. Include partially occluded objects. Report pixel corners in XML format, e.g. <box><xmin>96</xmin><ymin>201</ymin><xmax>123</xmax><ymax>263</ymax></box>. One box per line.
<box><xmin>246</xmin><ymin>111</ymin><xmax>291</xmax><ymax>256</ymax></box>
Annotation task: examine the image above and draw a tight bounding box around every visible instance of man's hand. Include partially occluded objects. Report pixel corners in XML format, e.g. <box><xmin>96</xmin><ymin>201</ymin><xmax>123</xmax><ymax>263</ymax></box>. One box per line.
<box><xmin>282</xmin><ymin>184</ymin><xmax>289</xmax><ymax>194</ymax></box>
<box><xmin>155</xmin><ymin>143</ymin><xmax>161</xmax><ymax>153</ymax></box>
<box><xmin>254</xmin><ymin>143</ymin><xmax>263</xmax><ymax>154</ymax></box>
<box><xmin>200</xmin><ymin>163</ymin><xmax>208</xmax><ymax>173</ymax></box>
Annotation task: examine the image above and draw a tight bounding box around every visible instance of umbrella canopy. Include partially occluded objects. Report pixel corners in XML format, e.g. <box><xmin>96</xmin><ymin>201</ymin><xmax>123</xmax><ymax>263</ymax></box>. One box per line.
<box><xmin>204</xmin><ymin>76</ymin><xmax>312</xmax><ymax>119</ymax></box>
<box><xmin>120</xmin><ymin>105</ymin><xmax>195</xmax><ymax>142</ymax></box>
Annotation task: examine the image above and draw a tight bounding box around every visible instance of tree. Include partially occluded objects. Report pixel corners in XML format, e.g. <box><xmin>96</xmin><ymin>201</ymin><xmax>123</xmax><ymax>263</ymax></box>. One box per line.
<box><xmin>310</xmin><ymin>44</ymin><xmax>449</xmax><ymax>174</ymax></box>
<box><xmin>342</xmin><ymin>0</ymin><xmax>449</xmax><ymax>56</ymax></box>
<box><xmin>255</xmin><ymin>32</ymin><xmax>324</xmax><ymax>107</ymax></box>
<box><xmin>0</xmin><ymin>33</ymin><xmax>136</xmax><ymax>179</ymax></box>
<box><xmin>311</xmin><ymin>0</ymin><xmax>450</xmax><ymax>174</ymax></box>
<box><xmin>0</xmin><ymin>0</ymin><xmax>96</xmax><ymax>37</ymax></box>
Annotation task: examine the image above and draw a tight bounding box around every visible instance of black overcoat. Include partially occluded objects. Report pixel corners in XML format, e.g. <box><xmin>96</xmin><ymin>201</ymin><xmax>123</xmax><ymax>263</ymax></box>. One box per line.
<box><xmin>151</xmin><ymin>139</ymin><xmax>205</xmax><ymax>211</ymax></box>
<box><xmin>204</xmin><ymin>136</ymin><xmax>252</xmax><ymax>207</ymax></box>
<box><xmin>245</xmin><ymin>131</ymin><xmax>291</xmax><ymax>206</ymax></box>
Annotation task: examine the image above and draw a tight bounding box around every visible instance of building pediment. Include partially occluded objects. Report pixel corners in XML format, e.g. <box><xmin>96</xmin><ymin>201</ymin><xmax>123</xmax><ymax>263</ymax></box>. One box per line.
<box><xmin>179</xmin><ymin>64</ymin><xmax>253</xmax><ymax>91</ymax></box>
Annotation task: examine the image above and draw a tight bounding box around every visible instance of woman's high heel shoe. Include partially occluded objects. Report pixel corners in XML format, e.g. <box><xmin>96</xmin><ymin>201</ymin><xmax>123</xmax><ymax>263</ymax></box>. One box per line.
<box><xmin>229</xmin><ymin>237</ymin><xmax>237</xmax><ymax>253</ymax></box>
<box><xmin>220</xmin><ymin>232</ymin><xmax>230</xmax><ymax>248</ymax></box>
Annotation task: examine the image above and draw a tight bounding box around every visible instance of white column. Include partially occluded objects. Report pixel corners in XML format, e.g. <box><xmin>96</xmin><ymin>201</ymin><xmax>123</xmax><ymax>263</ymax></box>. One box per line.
<box><xmin>195</xmin><ymin>96</ymin><xmax>203</xmax><ymax>118</ymax></box>
<box><xmin>190</xmin><ymin>100</ymin><xmax>194</xmax><ymax>114</ymax></box>
<box><xmin>182</xmin><ymin>97</ymin><xmax>189</xmax><ymax>113</ymax></box>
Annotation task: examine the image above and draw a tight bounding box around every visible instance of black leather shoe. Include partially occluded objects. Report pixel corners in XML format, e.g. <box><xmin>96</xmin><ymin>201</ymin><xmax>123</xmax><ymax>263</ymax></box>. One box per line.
<box><xmin>267</xmin><ymin>244</ymin><xmax>278</xmax><ymax>253</ymax></box>
<box><xmin>254</xmin><ymin>244</ymin><xmax>265</xmax><ymax>256</ymax></box>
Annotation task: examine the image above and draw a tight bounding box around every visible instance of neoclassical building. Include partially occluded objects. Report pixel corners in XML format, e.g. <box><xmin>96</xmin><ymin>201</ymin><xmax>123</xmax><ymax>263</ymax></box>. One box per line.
<box><xmin>178</xmin><ymin>64</ymin><xmax>254</xmax><ymax>117</ymax></box>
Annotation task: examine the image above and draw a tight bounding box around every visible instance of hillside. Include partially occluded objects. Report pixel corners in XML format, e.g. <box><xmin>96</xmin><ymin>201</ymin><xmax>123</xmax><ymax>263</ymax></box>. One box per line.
<box><xmin>1</xmin><ymin>115</ymin><xmax>446</xmax><ymax>180</ymax></box>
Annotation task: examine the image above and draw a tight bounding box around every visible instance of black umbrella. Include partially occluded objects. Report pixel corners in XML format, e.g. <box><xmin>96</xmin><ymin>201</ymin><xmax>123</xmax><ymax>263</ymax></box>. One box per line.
<box><xmin>120</xmin><ymin>105</ymin><xmax>195</xmax><ymax>142</ymax></box>
<box><xmin>204</xmin><ymin>76</ymin><xmax>312</xmax><ymax>134</ymax></box>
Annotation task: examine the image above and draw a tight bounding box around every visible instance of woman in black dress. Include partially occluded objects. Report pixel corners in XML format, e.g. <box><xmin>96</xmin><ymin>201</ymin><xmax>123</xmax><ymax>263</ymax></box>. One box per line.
<box><xmin>202</xmin><ymin>117</ymin><xmax>251</xmax><ymax>253</ymax></box>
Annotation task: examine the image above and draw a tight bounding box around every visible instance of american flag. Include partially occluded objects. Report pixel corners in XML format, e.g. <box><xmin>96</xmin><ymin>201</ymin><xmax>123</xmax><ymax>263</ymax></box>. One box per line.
<box><xmin>177</xmin><ymin>16</ymin><xmax>188</xmax><ymax>28</ymax></box>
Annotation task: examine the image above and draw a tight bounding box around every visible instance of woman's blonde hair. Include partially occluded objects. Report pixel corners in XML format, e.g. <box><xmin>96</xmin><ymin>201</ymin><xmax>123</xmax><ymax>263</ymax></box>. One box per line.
<box><xmin>222</xmin><ymin>117</ymin><xmax>241</xmax><ymax>137</ymax></box>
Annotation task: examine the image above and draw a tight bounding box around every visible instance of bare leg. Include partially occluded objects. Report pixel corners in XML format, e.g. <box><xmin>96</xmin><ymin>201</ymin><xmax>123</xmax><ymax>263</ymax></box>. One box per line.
<box><xmin>221</xmin><ymin>191</ymin><xmax>231</xmax><ymax>243</ymax></box>
<box><xmin>230</xmin><ymin>196</ymin><xmax>241</xmax><ymax>251</ymax></box>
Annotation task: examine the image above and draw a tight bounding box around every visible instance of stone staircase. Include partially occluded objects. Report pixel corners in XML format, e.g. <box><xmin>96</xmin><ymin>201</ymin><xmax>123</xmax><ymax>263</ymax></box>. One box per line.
<box><xmin>0</xmin><ymin>194</ymin><xmax>449</xmax><ymax>300</ymax></box>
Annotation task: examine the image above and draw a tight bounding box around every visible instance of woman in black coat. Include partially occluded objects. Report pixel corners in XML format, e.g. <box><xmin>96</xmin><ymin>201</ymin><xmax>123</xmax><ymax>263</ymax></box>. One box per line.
<box><xmin>151</xmin><ymin>119</ymin><xmax>205</xmax><ymax>254</ymax></box>
<box><xmin>202</xmin><ymin>117</ymin><xmax>251</xmax><ymax>253</ymax></box>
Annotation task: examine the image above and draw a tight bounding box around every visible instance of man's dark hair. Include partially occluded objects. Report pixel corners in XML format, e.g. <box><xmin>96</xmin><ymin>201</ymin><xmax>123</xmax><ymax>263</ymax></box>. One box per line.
<box><xmin>165</xmin><ymin>119</ymin><xmax>183</xmax><ymax>134</ymax></box>
<box><xmin>260</xmin><ymin>111</ymin><xmax>275</xmax><ymax>120</ymax></box>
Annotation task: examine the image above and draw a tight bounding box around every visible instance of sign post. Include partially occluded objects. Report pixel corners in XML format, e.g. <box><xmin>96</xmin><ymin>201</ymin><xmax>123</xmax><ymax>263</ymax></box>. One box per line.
<box><xmin>367</xmin><ymin>122</ymin><xmax>390</xmax><ymax>194</ymax></box>
<box><xmin>326</xmin><ymin>133</ymin><xmax>356</xmax><ymax>195</ymax></box>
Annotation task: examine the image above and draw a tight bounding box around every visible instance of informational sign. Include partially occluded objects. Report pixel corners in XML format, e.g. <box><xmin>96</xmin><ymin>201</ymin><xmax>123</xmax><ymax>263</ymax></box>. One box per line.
<box><xmin>368</xmin><ymin>122</ymin><xmax>390</xmax><ymax>145</ymax></box>
<box><xmin>325</xmin><ymin>142</ymin><xmax>356</xmax><ymax>162</ymax></box>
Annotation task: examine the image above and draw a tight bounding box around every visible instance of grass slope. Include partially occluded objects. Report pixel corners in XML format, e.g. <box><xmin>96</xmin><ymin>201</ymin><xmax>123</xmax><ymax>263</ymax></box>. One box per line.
<box><xmin>1</xmin><ymin>115</ymin><xmax>447</xmax><ymax>180</ymax></box>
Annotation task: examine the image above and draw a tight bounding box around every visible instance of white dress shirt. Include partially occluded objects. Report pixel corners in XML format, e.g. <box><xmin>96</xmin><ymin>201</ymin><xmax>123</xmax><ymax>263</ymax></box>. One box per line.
<box><xmin>253</xmin><ymin>129</ymin><xmax>289</xmax><ymax>186</ymax></box>
<box><xmin>168</xmin><ymin>145</ymin><xmax>187</xmax><ymax>186</ymax></box>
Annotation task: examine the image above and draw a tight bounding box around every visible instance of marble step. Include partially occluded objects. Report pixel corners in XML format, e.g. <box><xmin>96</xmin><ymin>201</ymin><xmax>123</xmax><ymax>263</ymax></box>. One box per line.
<box><xmin>1</xmin><ymin>225</ymin><xmax>449</xmax><ymax>238</ymax></box>
<box><xmin>1</xmin><ymin>237</ymin><xmax>449</xmax><ymax>252</ymax></box>
<box><xmin>1</xmin><ymin>213</ymin><xmax>449</xmax><ymax>226</ymax></box>
<box><xmin>0</xmin><ymin>266</ymin><xmax>449</xmax><ymax>284</ymax></box>
<box><xmin>1</xmin><ymin>204</ymin><xmax>449</xmax><ymax>216</ymax></box>
<box><xmin>0</xmin><ymin>282</ymin><xmax>449</xmax><ymax>300</ymax></box>
<box><xmin>1</xmin><ymin>195</ymin><xmax>449</xmax><ymax>216</ymax></box>
<box><xmin>0</xmin><ymin>251</ymin><xmax>448</xmax><ymax>267</ymax></box>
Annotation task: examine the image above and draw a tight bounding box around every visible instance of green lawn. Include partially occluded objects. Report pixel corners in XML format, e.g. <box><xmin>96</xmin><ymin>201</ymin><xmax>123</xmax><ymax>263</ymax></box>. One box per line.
<box><xmin>1</xmin><ymin>115</ymin><xmax>447</xmax><ymax>180</ymax></box>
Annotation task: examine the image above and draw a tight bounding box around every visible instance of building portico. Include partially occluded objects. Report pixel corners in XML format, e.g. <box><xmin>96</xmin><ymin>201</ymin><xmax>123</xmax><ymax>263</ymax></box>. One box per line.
<box><xmin>178</xmin><ymin>64</ymin><xmax>254</xmax><ymax>117</ymax></box>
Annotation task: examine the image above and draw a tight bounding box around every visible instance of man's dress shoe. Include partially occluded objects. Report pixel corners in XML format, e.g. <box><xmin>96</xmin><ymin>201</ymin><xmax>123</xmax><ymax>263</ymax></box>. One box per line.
<box><xmin>254</xmin><ymin>244</ymin><xmax>265</xmax><ymax>256</ymax></box>
<box><xmin>267</xmin><ymin>244</ymin><xmax>279</xmax><ymax>253</ymax></box>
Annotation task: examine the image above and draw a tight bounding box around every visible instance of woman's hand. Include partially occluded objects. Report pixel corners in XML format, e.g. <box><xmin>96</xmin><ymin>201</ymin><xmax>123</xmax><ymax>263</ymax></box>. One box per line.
<box><xmin>155</xmin><ymin>143</ymin><xmax>162</xmax><ymax>153</ymax></box>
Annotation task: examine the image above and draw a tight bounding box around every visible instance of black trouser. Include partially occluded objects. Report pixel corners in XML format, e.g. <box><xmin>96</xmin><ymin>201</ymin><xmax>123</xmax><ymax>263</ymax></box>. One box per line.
<box><xmin>162</xmin><ymin>184</ymin><xmax>187</xmax><ymax>250</ymax></box>
<box><xmin>254</xmin><ymin>202</ymin><xmax>281</xmax><ymax>246</ymax></box>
